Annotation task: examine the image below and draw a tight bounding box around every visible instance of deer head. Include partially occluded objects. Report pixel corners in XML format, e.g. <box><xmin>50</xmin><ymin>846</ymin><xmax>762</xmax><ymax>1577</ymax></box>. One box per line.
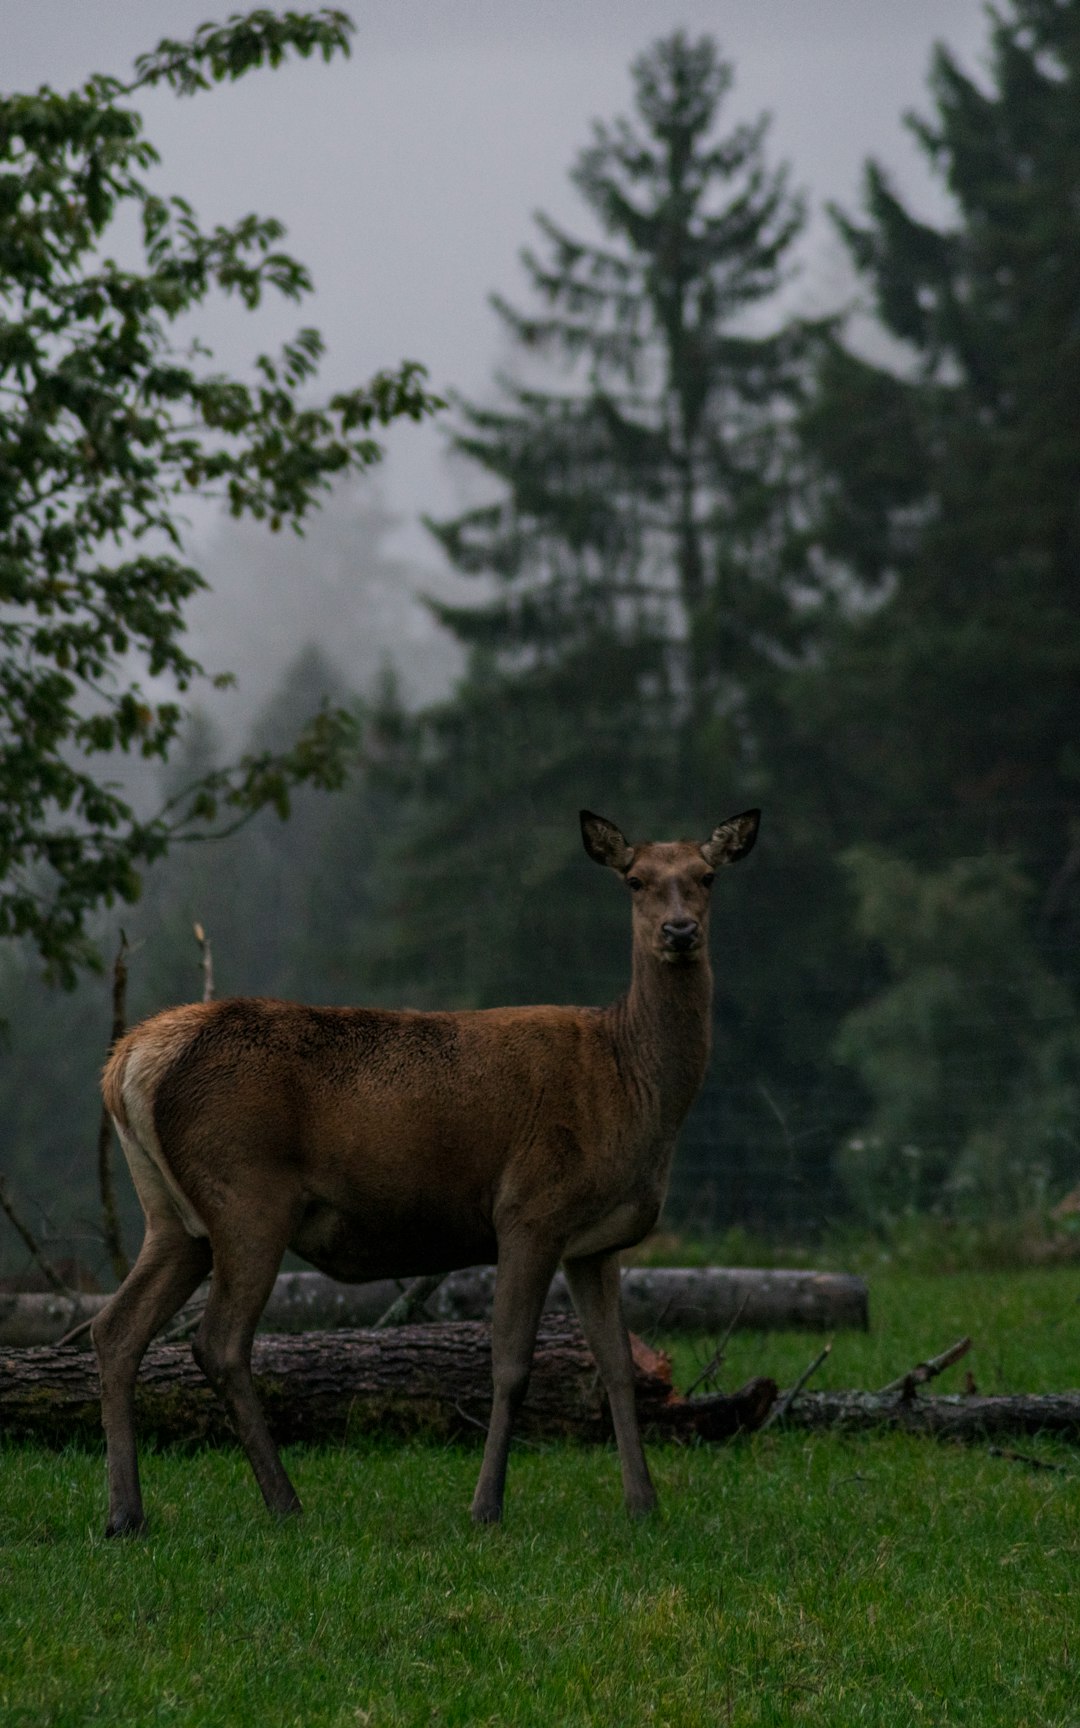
<box><xmin>580</xmin><ymin>809</ymin><xmax>760</xmax><ymax>962</ymax></box>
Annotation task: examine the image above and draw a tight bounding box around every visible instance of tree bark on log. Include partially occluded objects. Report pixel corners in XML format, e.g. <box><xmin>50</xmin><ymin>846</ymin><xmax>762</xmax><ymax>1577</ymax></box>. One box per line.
<box><xmin>778</xmin><ymin>1388</ymin><xmax>1080</xmax><ymax>1443</ymax></box>
<box><xmin>4</xmin><ymin>1320</ymin><xmax>1071</xmax><ymax>1458</ymax></box>
<box><xmin>4</xmin><ymin>1319</ymin><xmax>1079</xmax><ymax>1451</ymax></box>
<box><xmin>0</xmin><ymin>1318</ymin><xmax>777</xmax><ymax>1449</ymax></box>
<box><xmin>0</xmin><ymin>1265</ymin><xmax>868</xmax><ymax>1347</ymax></box>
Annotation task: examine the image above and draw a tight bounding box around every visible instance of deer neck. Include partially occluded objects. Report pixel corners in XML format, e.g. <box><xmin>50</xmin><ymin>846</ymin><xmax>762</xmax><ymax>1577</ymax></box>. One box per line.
<box><xmin>612</xmin><ymin>940</ymin><xmax>713</xmax><ymax>1137</ymax></box>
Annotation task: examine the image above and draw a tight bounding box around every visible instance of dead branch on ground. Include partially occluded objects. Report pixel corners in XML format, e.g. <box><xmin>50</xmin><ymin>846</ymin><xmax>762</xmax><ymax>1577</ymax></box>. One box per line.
<box><xmin>0</xmin><ymin>1317</ymin><xmax>776</xmax><ymax>1448</ymax></box>
<box><xmin>373</xmin><ymin>1273</ymin><xmax>449</xmax><ymax>1329</ymax></box>
<box><xmin>878</xmin><ymin>1336</ymin><xmax>972</xmax><ymax>1397</ymax></box>
<box><xmin>762</xmin><ymin>1339</ymin><xmax>833</xmax><ymax>1430</ymax></box>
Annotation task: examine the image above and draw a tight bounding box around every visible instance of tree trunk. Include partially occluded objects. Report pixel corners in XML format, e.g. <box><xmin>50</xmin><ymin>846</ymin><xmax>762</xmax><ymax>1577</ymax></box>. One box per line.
<box><xmin>0</xmin><ymin>1318</ymin><xmax>777</xmax><ymax>1449</ymax></box>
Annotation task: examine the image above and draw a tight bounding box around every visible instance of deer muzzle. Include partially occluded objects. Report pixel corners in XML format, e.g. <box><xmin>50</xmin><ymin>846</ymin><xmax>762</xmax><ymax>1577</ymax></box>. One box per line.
<box><xmin>661</xmin><ymin>918</ymin><xmax>700</xmax><ymax>954</ymax></box>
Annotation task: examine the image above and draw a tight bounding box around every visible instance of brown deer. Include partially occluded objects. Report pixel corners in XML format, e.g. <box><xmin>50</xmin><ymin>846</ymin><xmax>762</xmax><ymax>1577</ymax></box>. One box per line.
<box><xmin>92</xmin><ymin>806</ymin><xmax>760</xmax><ymax>1535</ymax></box>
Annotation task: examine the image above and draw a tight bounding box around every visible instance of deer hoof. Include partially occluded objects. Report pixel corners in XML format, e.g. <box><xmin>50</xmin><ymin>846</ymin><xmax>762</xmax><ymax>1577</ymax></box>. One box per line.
<box><xmin>470</xmin><ymin>1499</ymin><xmax>503</xmax><ymax>1526</ymax></box>
<box><xmin>269</xmin><ymin>1499</ymin><xmax>303</xmax><ymax>1523</ymax></box>
<box><xmin>104</xmin><ymin>1512</ymin><xmax>148</xmax><ymax>1539</ymax></box>
<box><xmin>625</xmin><ymin>1492</ymin><xmax>659</xmax><ymax>1520</ymax></box>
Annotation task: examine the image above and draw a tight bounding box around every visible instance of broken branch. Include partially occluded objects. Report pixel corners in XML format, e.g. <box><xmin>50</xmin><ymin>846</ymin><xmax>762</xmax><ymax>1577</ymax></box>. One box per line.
<box><xmin>877</xmin><ymin>1336</ymin><xmax>972</xmax><ymax>1397</ymax></box>
<box><xmin>762</xmin><ymin>1339</ymin><xmax>833</xmax><ymax>1431</ymax></box>
<box><xmin>373</xmin><ymin>1273</ymin><xmax>448</xmax><ymax>1329</ymax></box>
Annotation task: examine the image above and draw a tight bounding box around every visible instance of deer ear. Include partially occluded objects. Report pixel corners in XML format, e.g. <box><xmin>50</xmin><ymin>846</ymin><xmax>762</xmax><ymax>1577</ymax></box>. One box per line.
<box><xmin>701</xmin><ymin>809</ymin><xmax>760</xmax><ymax>867</ymax></box>
<box><xmin>580</xmin><ymin>810</ymin><xmax>633</xmax><ymax>872</ymax></box>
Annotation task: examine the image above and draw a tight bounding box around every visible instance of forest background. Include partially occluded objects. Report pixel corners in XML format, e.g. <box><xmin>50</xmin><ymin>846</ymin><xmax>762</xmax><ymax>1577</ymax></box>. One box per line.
<box><xmin>2</xmin><ymin>0</ymin><xmax>1079</xmax><ymax>1280</ymax></box>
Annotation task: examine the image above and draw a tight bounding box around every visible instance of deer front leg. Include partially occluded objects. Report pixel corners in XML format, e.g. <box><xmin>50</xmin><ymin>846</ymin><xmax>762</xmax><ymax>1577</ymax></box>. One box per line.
<box><xmin>562</xmin><ymin>1249</ymin><xmax>657</xmax><ymax>1516</ymax></box>
<box><xmin>471</xmin><ymin>1232</ymin><xmax>560</xmax><ymax>1525</ymax></box>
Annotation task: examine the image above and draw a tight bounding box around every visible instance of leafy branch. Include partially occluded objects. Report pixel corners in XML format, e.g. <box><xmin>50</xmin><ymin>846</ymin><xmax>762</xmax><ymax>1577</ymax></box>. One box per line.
<box><xmin>0</xmin><ymin>9</ymin><xmax>444</xmax><ymax>979</ymax></box>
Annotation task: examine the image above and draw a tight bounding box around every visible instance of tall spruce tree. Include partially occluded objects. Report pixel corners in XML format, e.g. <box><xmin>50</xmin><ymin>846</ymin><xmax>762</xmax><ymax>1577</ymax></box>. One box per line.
<box><xmin>801</xmin><ymin>0</ymin><xmax>1080</xmax><ymax>1211</ymax></box>
<box><xmin>431</xmin><ymin>33</ymin><xmax>812</xmax><ymax>794</ymax></box>
<box><xmin>367</xmin><ymin>36</ymin><xmax>848</xmax><ymax>1227</ymax></box>
<box><xmin>804</xmin><ymin>0</ymin><xmax>1080</xmax><ymax>889</ymax></box>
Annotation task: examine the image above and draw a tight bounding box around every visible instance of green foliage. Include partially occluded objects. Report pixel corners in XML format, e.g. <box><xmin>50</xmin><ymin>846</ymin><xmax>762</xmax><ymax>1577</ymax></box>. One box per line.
<box><xmin>133</xmin><ymin>647</ymin><xmax>413</xmax><ymax>1011</ymax></box>
<box><xmin>0</xmin><ymin>9</ymin><xmax>441</xmax><ymax>982</ymax></box>
<box><xmin>835</xmin><ymin>849</ymin><xmax>1080</xmax><ymax>1218</ymax></box>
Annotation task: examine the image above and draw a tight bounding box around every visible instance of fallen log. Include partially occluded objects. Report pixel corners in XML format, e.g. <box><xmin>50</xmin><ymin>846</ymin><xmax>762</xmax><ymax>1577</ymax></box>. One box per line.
<box><xmin>761</xmin><ymin>1334</ymin><xmax>1080</xmax><ymax>1446</ymax></box>
<box><xmin>434</xmin><ymin>1265</ymin><xmax>869</xmax><ymax>1334</ymax></box>
<box><xmin>0</xmin><ymin>1289</ymin><xmax>98</xmax><ymax>1348</ymax></box>
<box><xmin>779</xmin><ymin>1389</ymin><xmax>1080</xmax><ymax>1444</ymax></box>
<box><xmin>4</xmin><ymin>1319</ymin><xmax>1079</xmax><ymax>1452</ymax></box>
<box><xmin>0</xmin><ymin>1318</ymin><xmax>777</xmax><ymax>1448</ymax></box>
<box><xmin>0</xmin><ymin>1264</ymin><xmax>869</xmax><ymax>1347</ymax></box>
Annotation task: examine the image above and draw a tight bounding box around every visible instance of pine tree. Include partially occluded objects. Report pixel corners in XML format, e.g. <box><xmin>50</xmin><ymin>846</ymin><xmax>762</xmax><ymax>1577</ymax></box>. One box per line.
<box><xmin>431</xmin><ymin>33</ymin><xmax>813</xmax><ymax>783</ymax></box>
<box><xmin>381</xmin><ymin>34</ymin><xmax>813</xmax><ymax>992</ymax></box>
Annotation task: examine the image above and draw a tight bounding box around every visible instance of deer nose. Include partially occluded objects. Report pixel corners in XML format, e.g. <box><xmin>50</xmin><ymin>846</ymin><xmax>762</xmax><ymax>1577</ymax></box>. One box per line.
<box><xmin>661</xmin><ymin>918</ymin><xmax>700</xmax><ymax>951</ymax></box>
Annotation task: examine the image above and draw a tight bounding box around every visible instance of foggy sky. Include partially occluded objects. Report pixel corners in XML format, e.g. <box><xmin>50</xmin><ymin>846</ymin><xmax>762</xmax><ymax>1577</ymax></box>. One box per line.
<box><xmin>4</xmin><ymin>1</ymin><xmax>991</xmax><ymax>730</ymax></box>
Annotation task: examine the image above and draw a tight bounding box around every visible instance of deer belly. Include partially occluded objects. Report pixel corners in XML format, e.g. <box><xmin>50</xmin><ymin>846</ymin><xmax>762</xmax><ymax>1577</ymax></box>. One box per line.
<box><xmin>290</xmin><ymin>1198</ymin><xmax>497</xmax><ymax>1283</ymax></box>
<box><xmin>562</xmin><ymin>1198</ymin><xmax>658</xmax><ymax>1260</ymax></box>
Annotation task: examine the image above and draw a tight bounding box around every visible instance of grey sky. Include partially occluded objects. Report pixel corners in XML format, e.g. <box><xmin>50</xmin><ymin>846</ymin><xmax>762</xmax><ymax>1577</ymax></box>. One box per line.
<box><xmin>4</xmin><ymin>2</ymin><xmax>991</xmax><ymax>720</ymax></box>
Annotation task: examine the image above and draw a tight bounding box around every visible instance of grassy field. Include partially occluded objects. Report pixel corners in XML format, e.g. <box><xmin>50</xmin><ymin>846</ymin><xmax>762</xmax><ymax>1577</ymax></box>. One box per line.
<box><xmin>3</xmin><ymin>1267</ymin><xmax>1080</xmax><ymax>1727</ymax></box>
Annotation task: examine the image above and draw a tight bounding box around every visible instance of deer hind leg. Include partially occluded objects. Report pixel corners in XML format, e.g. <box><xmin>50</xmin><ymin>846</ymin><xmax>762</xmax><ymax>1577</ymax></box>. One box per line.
<box><xmin>92</xmin><ymin>1220</ymin><xmax>212</xmax><ymax>1538</ymax></box>
<box><xmin>562</xmin><ymin>1249</ymin><xmax>657</xmax><ymax>1516</ymax></box>
<box><xmin>471</xmin><ymin>1232</ymin><xmax>561</xmax><ymax>1525</ymax></box>
<box><xmin>191</xmin><ymin>1208</ymin><xmax>300</xmax><ymax>1519</ymax></box>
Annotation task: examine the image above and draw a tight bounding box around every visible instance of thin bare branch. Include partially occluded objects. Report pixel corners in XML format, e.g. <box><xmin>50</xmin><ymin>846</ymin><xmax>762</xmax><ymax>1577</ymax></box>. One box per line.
<box><xmin>761</xmin><ymin>1339</ymin><xmax>833</xmax><ymax>1431</ymax></box>
<box><xmin>159</xmin><ymin>1288</ymin><xmax>210</xmax><ymax>1345</ymax></box>
<box><xmin>683</xmin><ymin>1292</ymin><xmax>751</xmax><ymax>1398</ymax></box>
<box><xmin>56</xmin><ymin>1314</ymin><xmax>96</xmax><ymax>1349</ymax></box>
<box><xmin>373</xmin><ymin>1273</ymin><xmax>448</xmax><ymax>1329</ymax></box>
<box><xmin>0</xmin><ymin>1176</ymin><xmax>72</xmax><ymax>1296</ymax></box>
<box><xmin>987</xmin><ymin>1446</ymin><xmax>1070</xmax><ymax>1474</ymax></box>
<box><xmin>193</xmin><ymin>920</ymin><xmax>215</xmax><ymax>1002</ymax></box>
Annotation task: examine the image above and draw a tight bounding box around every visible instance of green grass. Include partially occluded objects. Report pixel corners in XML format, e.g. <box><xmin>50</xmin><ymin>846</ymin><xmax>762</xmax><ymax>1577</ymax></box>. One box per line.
<box><xmin>3</xmin><ymin>1268</ymin><xmax>1080</xmax><ymax>1727</ymax></box>
<box><xmin>634</xmin><ymin>1211</ymin><xmax>1080</xmax><ymax>1277</ymax></box>
<box><xmin>668</xmin><ymin>1265</ymin><xmax>1080</xmax><ymax>1399</ymax></box>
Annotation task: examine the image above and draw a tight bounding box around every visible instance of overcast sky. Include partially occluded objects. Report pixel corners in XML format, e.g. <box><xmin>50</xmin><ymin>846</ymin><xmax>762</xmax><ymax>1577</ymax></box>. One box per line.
<box><xmin>4</xmin><ymin>1</ymin><xmax>992</xmax><ymax>718</ymax></box>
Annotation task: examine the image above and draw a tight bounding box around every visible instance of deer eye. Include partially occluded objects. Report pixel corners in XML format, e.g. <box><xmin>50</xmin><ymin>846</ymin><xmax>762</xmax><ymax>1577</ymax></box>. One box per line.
<box><xmin>626</xmin><ymin>876</ymin><xmax>644</xmax><ymax>892</ymax></box>
<box><xmin>701</xmin><ymin>872</ymin><xmax>716</xmax><ymax>888</ymax></box>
